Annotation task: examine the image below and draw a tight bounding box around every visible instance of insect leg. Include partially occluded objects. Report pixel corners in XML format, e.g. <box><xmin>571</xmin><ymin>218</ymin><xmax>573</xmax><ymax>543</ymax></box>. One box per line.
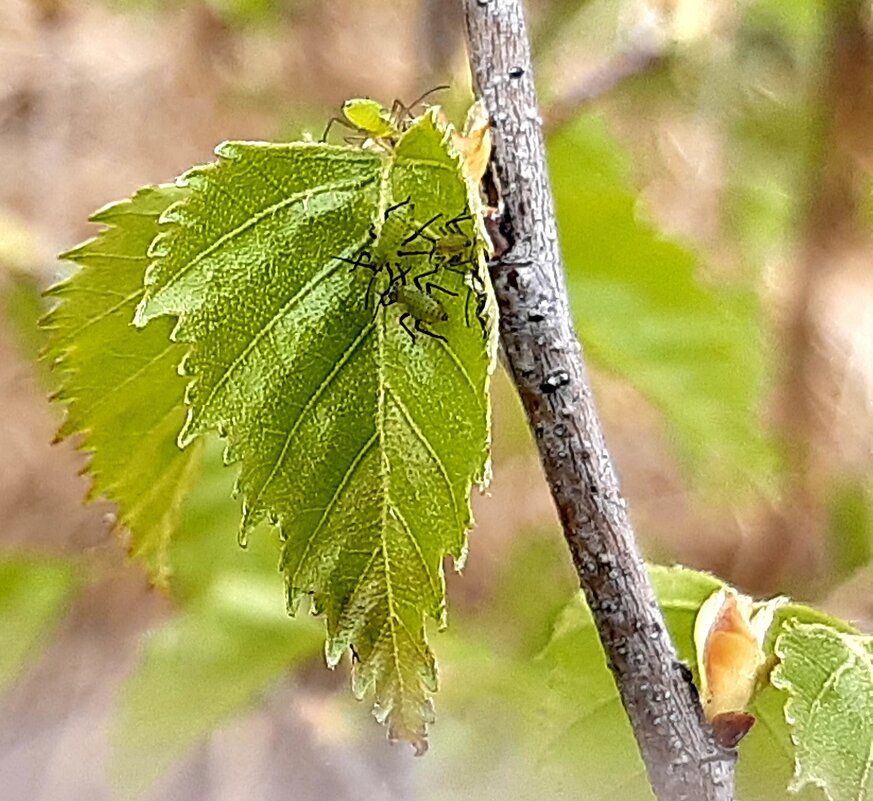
<box><xmin>393</xmin><ymin>261</ymin><xmax>415</xmax><ymax>286</ymax></box>
<box><xmin>475</xmin><ymin>291</ymin><xmax>488</xmax><ymax>339</ymax></box>
<box><xmin>400</xmin><ymin>214</ymin><xmax>441</xmax><ymax>247</ymax></box>
<box><xmin>378</xmin><ymin>280</ymin><xmax>398</xmax><ymax>309</ymax></box>
<box><xmin>412</xmin><ymin>267</ymin><xmax>439</xmax><ymax>291</ymax></box>
<box><xmin>463</xmin><ymin>269</ymin><xmax>487</xmax><ymax>327</ymax></box>
<box><xmin>384</xmin><ymin>196</ymin><xmax>413</xmax><ymax>219</ymax></box>
<box><xmin>364</xmin><ymin>270</ymin><xmax>380</xmax><ymax>311</ymax></box>
<box><xmin>321</xmin><ymin>116</ymin><xmax>358</xmax><ymax>143</ymax></box>
<box><xmin>335</xmin><ymin>250</ymin><xmax>373</xmax><ymax>272</ymax></box>
<box><xmin>398</xmin><ymin>312</ymin><xmax>416</xmax><ymax>343</ymax></box>
<box><xmin>441</xmin><ymin>257</ymin><xmax>475</xmax><ymax>276</ymax></box>
<box><xmin>415</xmin><ymin>320</ymin><xmax>447</xmax><ymax>343</ymax></box>
<box><xmin>443</xmin><ymin>211</ymin><xmax>473</xmax><ymax>236</ymax></box>
<box><xmin>389</xmin><ymin>97</ymin><xmax>406</xmax><ymax>121</ymax></box>
<box><xmin>424</xmin><ymin>282</ymin><xmax>458</xmax><ymax>298</ymax></box>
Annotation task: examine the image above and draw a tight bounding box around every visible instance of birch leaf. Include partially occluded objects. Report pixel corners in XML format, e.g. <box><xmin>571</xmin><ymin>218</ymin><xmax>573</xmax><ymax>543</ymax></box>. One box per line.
<box><xmin>135</xmin><ymin>111</ymin><xmax>496</xmax><ymax>749</ymax></box>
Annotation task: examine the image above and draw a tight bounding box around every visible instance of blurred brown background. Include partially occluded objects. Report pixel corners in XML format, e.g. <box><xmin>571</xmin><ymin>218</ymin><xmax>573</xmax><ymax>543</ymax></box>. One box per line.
<box><xmin>0</xmin><ymin>0</ymin><xmax>871</xmax><ymax>799</ymax></box>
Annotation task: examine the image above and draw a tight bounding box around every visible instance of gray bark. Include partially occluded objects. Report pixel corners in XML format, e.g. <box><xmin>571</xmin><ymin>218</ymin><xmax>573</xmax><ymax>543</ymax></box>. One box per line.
<box><xmin>461</xmin><ymin>1</ymin><xmax>737</xmax><ymax>799</ymax></box>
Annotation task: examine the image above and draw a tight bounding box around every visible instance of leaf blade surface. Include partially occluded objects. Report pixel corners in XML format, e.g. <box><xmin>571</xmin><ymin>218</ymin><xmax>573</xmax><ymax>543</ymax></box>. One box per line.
<box><xmin>136</xmin><ymin>115</ymin><xmax>495</xmax><ymax>746</ymax></box>
<box><xmin>771</xmin><ymin>622</ymin><xmax>873</xmax><ymax>801</ymax></box>
<box><xmin>44</xmin><ymin>185</ymin><xmax>202</xmax><ymax>584</ymax></box>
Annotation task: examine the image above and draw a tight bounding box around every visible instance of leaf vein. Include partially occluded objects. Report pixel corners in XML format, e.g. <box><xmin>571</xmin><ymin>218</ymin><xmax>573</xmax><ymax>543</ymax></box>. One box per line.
<box><xmin>246</xmin><ymin>321</ymin><xmax>375</xmax><ymax>525</ymax></box>
<box><xmin>389</xmin><ymin>503</ymin><xmax>440</xmax><ymax>605</ymax></box>
<box><xmin>388</xmin><ymin>389</ymin><xmax>461</xmax><ymax>532</ymax></box>
<box><xmin>284</xmin><ymin>429</ymin><xmax>378</xmax><ymax>588</ymax></box>
<box><xmin>807</xmin><ymin>659</ymin><xmax>852</xmax><ymax>723</ymax></box>
<box><xmin>83</xmin><ymin>344</ymin><xmax>178</xmax><ymax>417</ymax></box>
<box><xmin>438</xmin><ymin>338</ymin><xmax>482</xmax><ymax>408</ymax></box>
<box><xmin>160</xmin><ymin>175</ymin><xmax>376</xmax><ymax>295</ymax></box>
<box><xmin>51</xmin><ymin>287</ymin><xmax>145</xmax><ymax>349</ymax></box>
<box><xmin>193</xmin><ymin>256</ymin><xmax>348</xmax><ymax>422</ymax></box>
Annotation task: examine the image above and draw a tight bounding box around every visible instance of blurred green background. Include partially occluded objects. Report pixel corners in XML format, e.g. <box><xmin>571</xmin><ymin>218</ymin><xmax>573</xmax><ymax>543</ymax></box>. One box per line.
<box><xmin>0</xmin><ymin>0</ymin><xmax>870</xmax><ymax>799</ymax></box>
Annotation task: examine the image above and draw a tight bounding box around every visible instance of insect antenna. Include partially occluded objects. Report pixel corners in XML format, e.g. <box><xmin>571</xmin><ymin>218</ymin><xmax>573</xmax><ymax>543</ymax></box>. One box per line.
<box><xmin>402</xmin><ymin>85</ymin><xmax>451</xmax><ymax>118</ymax></box>
<box><xmin>383</xmin><ymin>196</ymin><xmax>413</xmax><ymax>219</ymax></box>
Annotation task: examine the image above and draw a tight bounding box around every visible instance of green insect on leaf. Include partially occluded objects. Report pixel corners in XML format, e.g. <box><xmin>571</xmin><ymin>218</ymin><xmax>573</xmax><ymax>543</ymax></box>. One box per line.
<box><xmin>343</xmin><ymin>97</ymin><xmax>396</xmax><ymax>139</ymax></box>
<box><xmin>322</xmin><ymin>87</ymin><xmax>450</xmax><ymax>150</ymax></box>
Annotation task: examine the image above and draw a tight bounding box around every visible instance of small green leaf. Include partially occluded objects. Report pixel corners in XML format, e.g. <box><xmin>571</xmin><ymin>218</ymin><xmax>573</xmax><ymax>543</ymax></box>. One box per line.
<box><xmin>135</xmin><ymin>112</ymin><xmax>495</xmax><ymax>748</ymax></box>
<box><xmin>0</xmin><ymin>556</ymin><xmax>78</xmax><ymax>693</ymax></box>
<box><xmin>43</xmin><ymin>185</ymin><xmax>203</xmax><ymax>586</ymax></box>
<box><xmin>739</xmin><ymin>602</ymin><xmax>858</xmax><ymax>801</ymax></box>
<box><xmin>741</xmin><ymin>683</ymin><xmax>824</xmax><ymax>801</ymax></box>
<box><xmin>771</xmin><ymin>622</ymin><xmax>873</xmax><ymax>801</ymax></box>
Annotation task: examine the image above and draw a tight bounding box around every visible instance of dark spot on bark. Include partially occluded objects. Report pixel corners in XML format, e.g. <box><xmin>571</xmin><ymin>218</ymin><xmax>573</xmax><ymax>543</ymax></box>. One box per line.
<box><xmin>484</xmin><ymin>213</ymin><xmax>510</xmax><ymax>259</ymax></box>
<box><xmin>540</xmin><ymin>369</ymin><xmax>570</xmax><ymax>394</ymax></box>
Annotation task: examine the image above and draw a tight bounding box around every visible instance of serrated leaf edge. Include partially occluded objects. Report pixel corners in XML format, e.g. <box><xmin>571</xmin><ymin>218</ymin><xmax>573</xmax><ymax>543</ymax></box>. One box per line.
<box><xmin>771</xmin><ymin>621</ymin><xmax>873</xmax><ymax>801</ymax></box>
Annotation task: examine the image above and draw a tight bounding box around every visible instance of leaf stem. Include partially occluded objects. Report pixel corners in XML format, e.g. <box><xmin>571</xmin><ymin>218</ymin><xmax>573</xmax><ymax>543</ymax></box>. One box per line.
<box><xmin>461</xmin><ymin>2</ymin><xmax>736</xmax><ymax>799</ymax></box>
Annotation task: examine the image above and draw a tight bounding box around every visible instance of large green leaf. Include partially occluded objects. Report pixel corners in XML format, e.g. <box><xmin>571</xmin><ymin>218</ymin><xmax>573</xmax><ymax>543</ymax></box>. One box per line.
<box><xmin>43</xmin><ymin>185</ymin><xmax>202</xmax><ymax>586</ymax></box>
<box><xmin>135</xmin><ymin>112</ymin><xmax>495</xmax><ymax>748</ymax></box>
<box><xmin>771</xmin><ymin>622</ymin><xmax>873</xmax><ymax>801</ymax></box>
<box><xmin>531</xmin><ymin>565</ymin><xmax>723</xmax><ymax>800</ymax></box>
<box><xmin>550</xmin><ymin>114</ymin><xmax>777</xmax><ymax>492</ymax></box>
<box><xmin>826</xmin><ymin>479</ymin><xmax>872</xmax><ymax>584</ymax></box>
<box><xmin>0</xmin><ymin>556</ymin><xmax>78</xmax><ymax>693</ymax></box>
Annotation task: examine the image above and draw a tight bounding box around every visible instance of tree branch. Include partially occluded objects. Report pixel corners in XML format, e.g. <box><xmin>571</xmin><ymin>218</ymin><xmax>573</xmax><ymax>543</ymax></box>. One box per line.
<box><xmin>462</xmin><ymin>2</ymin><xmax>736</xmax><ymax>799</ymax></box>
